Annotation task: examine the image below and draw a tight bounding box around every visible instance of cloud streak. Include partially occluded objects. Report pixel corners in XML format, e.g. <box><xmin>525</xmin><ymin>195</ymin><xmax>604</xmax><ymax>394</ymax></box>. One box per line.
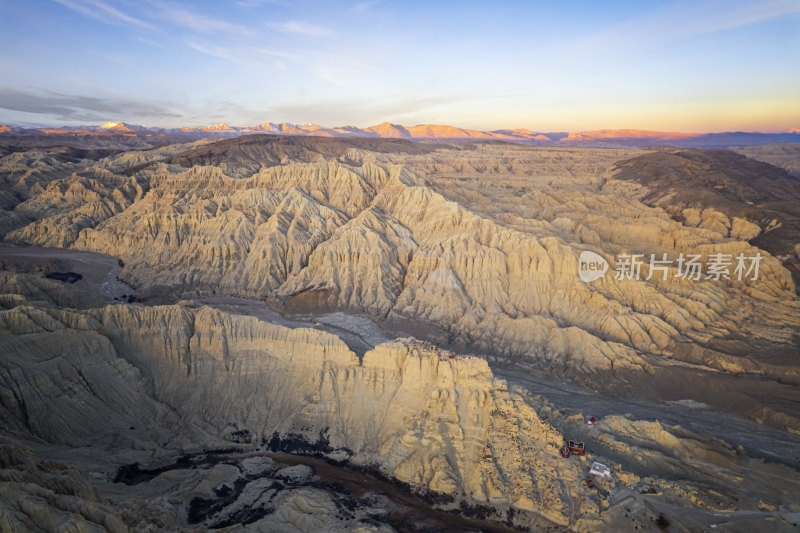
<box><xmin>269</xmin><ymin>21</ymin><xmax>334</xmax><ymax>37</ymax></box>
<box><xmin>573</xmin><ymin>0</ymin><xmax>800</xmax><ymax>54</ymax></box>
<box><xmin>155</xmin><ymin>2</ymin><xmax>253</xmax><ymax>35</ymax></box>
<box><xmin>185</xmin><ymin>42</ymin><xmax>290</xmax><ymax>70</ymax></box>
<box><xmin>52</xmin><ymin>0</ymin><xmax>258</xmax><ymax>36</ymax></box>
<box><xmin>267</xmin><ymin>93</ymin><xmax>469</xmax><ymax>127</ymax></box>
<box><xmin>0</xmin><ymin>87</ymin><xmax>182</xmax><ymax>122</ymax></box>
<box><xmin>697</xmin><ymin>0</ymin><xmax>800</xmax><ymax>33</ymax></box>
<box><xmin>51</xmin><ymin>0</ymin><xmax>155</xmax><ymax>29</ymax></box>
<box><xmin>236</xmin><ymin>0</ymin><xmax>286</xmax><ymax>7</ymax></box>
<box><xmin>352</xmin><ymin>0</ymin><xmax>382</xmax><ymax>13</ymax></box>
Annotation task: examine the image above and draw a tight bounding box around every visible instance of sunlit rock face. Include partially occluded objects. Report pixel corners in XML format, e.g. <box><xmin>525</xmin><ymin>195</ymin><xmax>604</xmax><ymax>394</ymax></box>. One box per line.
<box><xmin>2</xmin><ymin>136</ymin><xmax>799</xmax><ymax>431</ymax></box>
<box><xmin>1</xmin><ymin>135</ymin><xmax>799</xmax><ymax>531</ymax></box>
<box><xmin>1</xmin><ymin>271</ymin><xmax>799</xmax><ymax>531</ymax></box>
<box><xmin>0</xmin><ymin>283</ymin><xmax>584</xmax><ymax>526</ymax></box>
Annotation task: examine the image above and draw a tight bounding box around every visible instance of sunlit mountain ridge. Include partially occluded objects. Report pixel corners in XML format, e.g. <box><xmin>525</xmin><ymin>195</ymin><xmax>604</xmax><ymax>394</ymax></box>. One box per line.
<box><xmin>2</xmin><ymin>120</ymin><xmax>799</xmax><ymax>147</ymax></box>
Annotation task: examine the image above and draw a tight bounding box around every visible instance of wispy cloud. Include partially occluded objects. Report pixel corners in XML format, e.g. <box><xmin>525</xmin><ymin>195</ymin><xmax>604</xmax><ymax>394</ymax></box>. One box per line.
<box><xmin>251</xmin><ymin>47</ymin><xmax>298</xmax><ymax>60</ymax></box>
<box><xmin>573</xmin><ymin>0</ymin><xmax>800</xmax><ymax>54</ymax></box>
<box><xmin>268</xmin><ymin>93</ymin><xmax>467</xmax><ymax>127</ymax></box>
<box><xmin>91</xmin><ymin>50</ymin><xmax>132</xmax><ymax>65</ymax></box>
<box><xmin>185</xmin><ymin>42</ymin><xmax>290</xmax><ymax>70</ymax></box>
<box><xmin>236</xmin><ymin>0</ymin><xmax>287</xmax><ymax>6</ymax></box>
<box><xmin>0</xmin><ymin>86</ymin><xmax>182</xmax><ymax>122</ymax></box>
<box><xmin>136</xmin><ymin>37</ymin><xmax>163</xmax><ymax>48</ymax></box>
<box><xmin>269</xmin><ymin>21</ymin><xmax>334</xmax><ymax>37</ymax></box>
<box><xmin>694</xmin><ymin>0</ymin><xmax>800</xmax><ymax>33</ymax></box>
<box><xmin>155</xmin><ymin>3</ymin><xmax>253</xmax><ymax>35</ymax></box>
<box><xmin>51</xmin><ymin>0</ymin><xmax>259</xmax><ymax>37</ymax></box>
<box><xmin>352</xmin><ymin>0</ymin><xmax>382</xmax><ymax>13</ymax></box>
<box><xmin>52</xmin><ymin>0</ymin><xmax>155</xmax><ymax>29</ymax></box>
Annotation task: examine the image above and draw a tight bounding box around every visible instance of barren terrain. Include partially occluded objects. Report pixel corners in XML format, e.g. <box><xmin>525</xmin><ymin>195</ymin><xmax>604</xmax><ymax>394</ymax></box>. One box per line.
<box><xmin>1</xmin><ymin>135</ymin><xmax>799</xmax><ymax>532</ymax></box>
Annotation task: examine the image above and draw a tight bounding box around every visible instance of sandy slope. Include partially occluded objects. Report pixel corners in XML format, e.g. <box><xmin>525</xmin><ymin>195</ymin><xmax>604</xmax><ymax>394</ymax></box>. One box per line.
<box><xmin>1</xmin><ymin>270</ymin><xmax>798</xmax><ymax>531</ymax></box>
<box><xmin>1</xmin><ymin>135</ymin><xmax>800</xmax><ymax>531</ymax></box>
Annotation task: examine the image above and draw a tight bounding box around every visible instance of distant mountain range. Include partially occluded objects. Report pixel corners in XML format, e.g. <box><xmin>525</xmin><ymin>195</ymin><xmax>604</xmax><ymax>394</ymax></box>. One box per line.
<box><xmin>1</xmin><ymin>120</ymin><xmax>798</xmax><ymax>148</ymax></box>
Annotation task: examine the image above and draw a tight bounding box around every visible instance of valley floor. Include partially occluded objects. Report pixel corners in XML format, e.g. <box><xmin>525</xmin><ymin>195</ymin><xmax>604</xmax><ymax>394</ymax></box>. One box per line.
<box><xmin>2</xmin><ymin>244</ymin><xmax>799</xmax><ymax>532</ymax></box>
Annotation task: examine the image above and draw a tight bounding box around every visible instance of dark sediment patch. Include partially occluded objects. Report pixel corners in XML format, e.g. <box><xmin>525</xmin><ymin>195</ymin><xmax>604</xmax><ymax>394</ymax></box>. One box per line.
<box><xmin>113</xmin><ymin>443</ymin><xmax>534</xmax><ymax>532</ymax></box>
<box><xmin>188</xmin><ymin>477</ymin><xmax>251</xmax><ymax>525</ymax></box>
<box><xmin>612</xmin><ymin>148</ymin><xmax>800</xmax><ymax>291</ymax></box>
<box><xmin>0</xmin><ymin>134</ymin><xmax>175</xmax><ymax>151</ymax></box>
<box><xmin>168</xmin><ymin>134</ymin><xmax>449</xmax><ymax>176</ymax></box>
<box><xmin>267</xmin><ymin>453</ymin><xmax>530</xmax><ymax>533</ymax></box>
<box><xmin>0</xmin><ymin>144</ymin><xmax>123</xmax><ymax>162</ymax></box>
<box><xmin>112</xmin><ymin>448</ymin><xmax>243</xmax><ymax>485</ymax></box>
<box><xmin>45</xmin><ymin>271</ymin><xmax>82</xmax><ymax>283</ymax></box>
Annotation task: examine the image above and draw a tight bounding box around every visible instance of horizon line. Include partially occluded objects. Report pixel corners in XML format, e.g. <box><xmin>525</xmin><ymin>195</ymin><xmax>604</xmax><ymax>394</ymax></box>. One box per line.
<box><xmin>2</xmin><ymin>120</ymin><xmax>799</xmax><ymax>136</ymax></box>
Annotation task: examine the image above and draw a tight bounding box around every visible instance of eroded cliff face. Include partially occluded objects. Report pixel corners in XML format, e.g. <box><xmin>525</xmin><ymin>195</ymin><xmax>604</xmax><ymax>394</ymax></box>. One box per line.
<box><xmin>1</xmin><ymin>137</ymin><xmax>797</xmax><ymax>431</ymax></box>
<box><xmin>1</xmin><ymin>274</ymin><xmax>798</xmax><ymax>531</ymax></box>
<box><xmin>2</xmin><ymin>136</ymin><xmax>800</xmax><ymax>530</ymax></box>
<box><xmin>0</xmin><ymin>283</ymin><xmax>586</xmax><ymax>524</ymax></box>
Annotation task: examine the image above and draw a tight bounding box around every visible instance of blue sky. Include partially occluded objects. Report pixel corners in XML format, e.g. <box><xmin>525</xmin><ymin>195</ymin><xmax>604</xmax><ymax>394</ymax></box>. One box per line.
<box><xmin>1</xmin><ymin>0</ymin><xmax>798</xmax><ymax>131</ymax></box>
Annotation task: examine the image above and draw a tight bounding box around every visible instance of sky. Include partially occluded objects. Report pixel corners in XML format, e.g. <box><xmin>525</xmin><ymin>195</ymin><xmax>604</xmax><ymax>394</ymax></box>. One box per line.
<box><xmin>0</xmin><ymin>0</ymin><xmax>799</xmax><ymax>132</ymax></box>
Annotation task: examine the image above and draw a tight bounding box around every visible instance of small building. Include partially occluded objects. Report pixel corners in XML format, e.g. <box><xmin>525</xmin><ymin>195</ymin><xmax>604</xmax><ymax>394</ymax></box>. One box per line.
<box><xmin>568</xmin><ymin>440</ymin><xmax>585</xmax><ymax>456</ymax></box>
<box><xmin>590</xmin><ymin>462</ymin><xmax>613</xmax><ymax>480</ymax></box>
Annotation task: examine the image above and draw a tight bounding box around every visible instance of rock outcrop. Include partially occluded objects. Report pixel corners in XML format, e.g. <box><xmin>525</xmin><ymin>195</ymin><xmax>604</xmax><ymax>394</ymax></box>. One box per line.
<box><xmin>2</xmin><ymin>137</ymin><xmax>798</xmax><ymax>432</ymax></box>
<box><xmin>1</xmin><ymin>271</ymin><xmax>798</xmax><ymax>530</ymax></box>
<box><xmin>0</xmin><ymin>284</ymin><xmax>585</xmax><ymax>523</ymax></box>
<box><xmin>0</xmin><ymin>437</ymin><xmax>127</xmax><ymax>532</ymax></box>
